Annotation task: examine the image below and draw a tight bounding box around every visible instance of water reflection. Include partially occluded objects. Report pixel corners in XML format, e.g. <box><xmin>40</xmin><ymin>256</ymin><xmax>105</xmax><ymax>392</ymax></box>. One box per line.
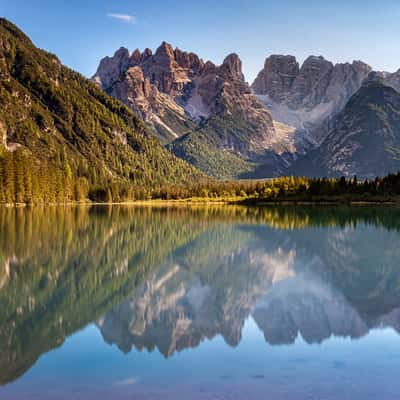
<box><xmin>1</xmin><ymin>205</ymin><xmax>400</xmax><ymax>385</ymax></box>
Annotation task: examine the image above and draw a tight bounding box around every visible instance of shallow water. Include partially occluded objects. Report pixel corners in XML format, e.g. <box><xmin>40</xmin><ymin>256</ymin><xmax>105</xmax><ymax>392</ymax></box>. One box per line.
<box><xmin>1</xmin><ymin>205</ymin><xmax>400</xmax><ymax>399</ymax></box>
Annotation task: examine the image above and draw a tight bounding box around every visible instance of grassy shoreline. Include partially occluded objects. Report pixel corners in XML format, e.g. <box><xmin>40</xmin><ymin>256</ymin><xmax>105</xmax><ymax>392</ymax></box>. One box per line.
<box><xmin>2</xmin><ymin>195</ymin><xmax>400</xmax><ymax>207</ymax></box>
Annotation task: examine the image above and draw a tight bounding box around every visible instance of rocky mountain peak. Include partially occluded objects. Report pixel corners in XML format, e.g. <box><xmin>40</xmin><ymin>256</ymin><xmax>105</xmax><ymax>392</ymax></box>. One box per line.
<box><xmin>93</xmin><ymin>46</ymin><xmax>132</xmax><ymax>88</ymax></box>
<box><xmin>352</xmin><ymin>60</ymin><xmax>372</xmax><ymax>71</ymax></box>
<box><xmin>304</xmin><ymin>55</ymin><xmax>329</xmax><ymax>64</ymax></box>
<box><xmin>93</xmin><ymin>43</ymin><xmax>280</xmax><ymax>177</ymax></box>
<box><xmin>366</xmin><ymin>69</ymin><xmax>400</xmax><ymax>94</ymax></box>
<box><xmin>130</xmin><ymin>48</ymin><xmax>141</xmax><ymax>65</ymax></box>
<box><xmin>114</xmin><ymin>46</ymin><xmax>130</xmax><ymax>59</ymax></box>
<box><xmin>287</xmin><ymin>55</ymin><xmax>334</xmax><ymax>109</ymax></box>
<box><xmin>251</xmin><ymin>53</ymin><xmax>373</xmax><ymax>154</ymax></box>
<box><xmin>140</xmin><ymin>48</ymin><xmax>153</xmax><ymax>63</ymax></box>
<box><xmin>174</xmin><ymin>47</ymin><xmax>204</xmax><ymax>73</ymax></box>
<box><xmin>203</xmin><ymin>60</ymin><xmax>217</xmax><ymax>74</ymax></box>
<box><xmin>252</xmin><ymin>54</ymin><xmax>299</xmax><ymax>101</ymax></box>
<box><xmin>221</xmin><ymin>53</ymin><xmax>243</xmax><ymax>80</ymax></box>
<box><xmin>155</xmin><ymin>41</ymin><xmax>175</xmax><ymax>60</ymax></box>
<box><xmin>288</xmin><ymin>78</ymin><xmax>400</xmax><ymax>178</ymax></box>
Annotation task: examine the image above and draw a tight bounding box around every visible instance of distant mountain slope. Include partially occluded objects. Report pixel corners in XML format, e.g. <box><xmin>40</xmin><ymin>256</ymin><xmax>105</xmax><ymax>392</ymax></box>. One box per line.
<box><xmin>287</xmin><ymin>79</ymin><xmax>400</xmax><ymax>178</ymax></box>
<box><xmin>252</xmin><ymin>54</ymin><xmax>372</xmax><ymax>152</ymax></box>
<box><xmin>93</xmin><ymin>44</ymin><xmax>293</xmax><ymax>179</ymax></box>
<box><xmin>0</xmin><ymin>18</ymin><xmax>202</xmax><ymax>203</ymax></box>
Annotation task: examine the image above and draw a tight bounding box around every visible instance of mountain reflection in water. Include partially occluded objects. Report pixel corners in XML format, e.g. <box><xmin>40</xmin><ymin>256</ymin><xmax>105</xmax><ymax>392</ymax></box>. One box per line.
<box><xmin>1</xmin><ymin>205</ymin><xmax>400</xmax><ymax>387</ymax></box>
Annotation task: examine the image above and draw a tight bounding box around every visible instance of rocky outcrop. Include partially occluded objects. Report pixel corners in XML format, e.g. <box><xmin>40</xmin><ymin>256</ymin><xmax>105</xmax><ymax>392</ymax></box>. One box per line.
<box><xmin>92</xmin><ymin>47</ymin><xmax>131</xmax><ymax>89</ymax></box>
<box><xmin>252</xmin><ymin>55</ymin><xmax>372</xmax><ymax>151</ymax></box>
<box><xmin>93</xmin><ymin>44</ymin><xmax>275</xmax><ymax>135</ymax></box>
<box><xmin>287</xmin><ymin>79</ymin><xmax>400</xmax><ymax>178</ymax></box>
<box><xmin>252</xmin><ymin>55</ymin><xmax>299</xmax><ymax>103</ymax></box>
<box><xmin>93</xmin><ymin>43</ymin><xmax>202</xmax><ymax>143</ymax></box>
<box><xmin>93</xmin><ymin>44</ymin><xmax>281</xmax><ymax>177</ymax></box>
<box><xmin>286</xmin><ymin>56</ymin><xmax>334</xmax><ymax>110</ymax></box>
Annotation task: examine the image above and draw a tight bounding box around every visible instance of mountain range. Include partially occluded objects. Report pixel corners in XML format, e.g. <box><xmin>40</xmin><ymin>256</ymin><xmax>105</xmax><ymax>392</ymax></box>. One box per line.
<box><xmin>1</xmin><ymin>17</ymin><xmax>400</xmax><ymax>184</ymax></box>
<box><xmin>94</xmin><ymin>42</ymin><xmax>400</xmax><ymax>179</ymax></box>
<box><xmin>93</xmin><ymin>43</ymin><xmax>279</xmax><ymax>178</ymax></box>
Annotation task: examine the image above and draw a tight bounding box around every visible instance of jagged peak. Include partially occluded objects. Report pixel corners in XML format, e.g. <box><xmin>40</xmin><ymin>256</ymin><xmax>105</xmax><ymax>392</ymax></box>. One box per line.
<box><xmin>155</xmin><ymin>41</ymin><xmax>174</xmax><ymax>58</ymax></box>
<box><xmin>203</xmin><ymin>60</ymin><xmax>217</xmax><ymax>73</ymax></box>
<box><xmin>351</xmin><ymin>60</ymin><xmax>371</xmax><ymax>68</ymax></box>
<box><xmin>223</xmin><ymin>52</ymin><xmax>241</xmax><ymax>64</ymax></box>
<box><xmin>142</xmin><ymin>48</ymin><xmax>152</xmax><ymax>56</ymax></box>
<box><xmin>139</xmin><ymin>48</ymin><xmax>153</xmax><ymax>63</ymax></box>
<box><xmin>302</xmin><ymin>55</ymin><xmax>333</xmax><ymax>67</ymax></box>
<box><xmin>113</xmin><ymin>46</ymin><xmax>130</xmax><ymax>58</ymax></box>
<box><xmin>221</xmin><ymin>53</ymin><xmax>243</xmax><ymax>78</ymax></box>
<box><xmin>261</xmin><ymin>55</ymin><xmax>300</xmax><ymax>76</ymax></box>
<box><xmin>305</xmin><ymin>55</ymin><xmax>327</xmax><ymax>61</ymax></box>
<box><xmin>264</xmin><ymin>54</ymin><xmax>298</xmax><ymax>65</ymax></box>
<box><xmin>130</xmin><ymin>48</ymin><xmax>141</xmax><ymax>64</ymax></box>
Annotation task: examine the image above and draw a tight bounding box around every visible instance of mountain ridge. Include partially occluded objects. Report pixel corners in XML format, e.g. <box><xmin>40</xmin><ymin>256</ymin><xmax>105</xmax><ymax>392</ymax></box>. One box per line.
<box><xmin>0</xmin><ymin>18</ymin><xmax>203</xmax><ymax>203</ymax></box>
<box><xmin>93</xmin><ymin>42</ymin><xmax>291</xmax><ymax>178</ymax></box>
<box><xmin>287</xmin><ymin>79</ymin><xmax>400</xmax><ymax>178</ymax></box>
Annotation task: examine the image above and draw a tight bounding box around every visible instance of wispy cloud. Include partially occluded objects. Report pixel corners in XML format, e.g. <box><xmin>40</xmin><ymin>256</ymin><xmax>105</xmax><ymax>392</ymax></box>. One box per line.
<box><xmin>113</xmin><ymin>377</ymin><xmax>139</xmax><ymax>386</ymax></box>
<box><xmin>107</xmin><ymin>13</ymin><xmax>137</xmax><ymax>24</ymax></box>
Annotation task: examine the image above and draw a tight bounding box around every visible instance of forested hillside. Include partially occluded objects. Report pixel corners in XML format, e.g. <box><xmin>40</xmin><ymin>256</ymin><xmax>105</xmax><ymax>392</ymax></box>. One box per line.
<box><xmin>0</xmin><ymin>18</ymin><xmax>203</xmax><ymax>204</ymax></box>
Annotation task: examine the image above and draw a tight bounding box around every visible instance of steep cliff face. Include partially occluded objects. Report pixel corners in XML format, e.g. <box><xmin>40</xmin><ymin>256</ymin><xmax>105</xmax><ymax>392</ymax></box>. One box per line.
<box><xmin>93</xmin><ymin>43</ymin><xmax>200</xmax><ymax>143</ymax></box>
<box><xmin>252</xmin><ymin>55</ymin><xmax>372</xmax><ymax>150</ymax></box>
<box><xmin>93</xmin><ymin>44</ymin><xmax>282</xmax><ymax>178</ymax></box>
<box><xmin>288</xmin><ymin>79</ymin><xmax>400</xmax><ymax>178</ymax></box>
<box><xmin>252</xmin><ymin>55</ymin><xmax>299</xmax><ymax>103</ymax></box>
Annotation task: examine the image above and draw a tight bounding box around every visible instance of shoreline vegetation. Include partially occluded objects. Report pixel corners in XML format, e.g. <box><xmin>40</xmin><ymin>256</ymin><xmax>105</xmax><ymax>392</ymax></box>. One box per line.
<box><xmin>2</xmin><ymin>172</ymin><xmax>400</xmax><ymax>206</ymax></box>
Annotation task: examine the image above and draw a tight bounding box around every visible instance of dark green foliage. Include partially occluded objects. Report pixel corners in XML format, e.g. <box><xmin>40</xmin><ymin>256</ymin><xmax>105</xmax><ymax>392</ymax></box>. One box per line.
<box><xmin>168</xmin><ymin>115</ymin><xmax>259</xmax><ymax>178</ymax></box>
<box><xmin>0</xmin><ymin>18</ymin><xmax>202</xmax><ymax>204</ymax></box>
<box><xmin>0</xmin><ymin>151</ymin><xmax>81</xmax><ymax>204</ymax></box>
<box><xmin>150</xmin><ymin>173</ymin><xmax>400</xmax><ymax>203</ymax></box>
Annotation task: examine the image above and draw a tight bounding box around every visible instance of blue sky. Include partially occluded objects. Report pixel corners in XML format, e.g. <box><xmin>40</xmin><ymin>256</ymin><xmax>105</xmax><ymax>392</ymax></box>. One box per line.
<box><xmin>2</xmin><ymin>0</ymin><xmax>400</xmax><ymax>82</ymax></box>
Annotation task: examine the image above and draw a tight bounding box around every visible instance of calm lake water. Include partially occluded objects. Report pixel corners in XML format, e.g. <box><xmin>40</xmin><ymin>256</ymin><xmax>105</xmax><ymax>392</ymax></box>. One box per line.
<box><xmin>1</xmin><ymin>205</ymin><xmax>400</xmax><ymax>399</ymax></box>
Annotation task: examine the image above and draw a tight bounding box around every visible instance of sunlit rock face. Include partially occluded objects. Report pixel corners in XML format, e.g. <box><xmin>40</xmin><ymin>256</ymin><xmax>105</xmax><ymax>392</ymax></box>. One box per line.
<box><xmin>252</xmin><ymin>55</ymin><xmax>372</xmax><ymax>152</ymax></box>
<box><xmin>93</xmin><ymin>44</ymin><xmax>400</xmax><ymax>179</ymax></box>
<box><xmin>93</xmin><ymin>44</ymin><xmax>276</xmax><ymax>147</ymax></box>
<box><xmin>93</xmin><ymin>44</ymin><xmax>285</xmax><ymax>179</ymax></box>
<box><xmin>252</xmin><ymin>54</ymin><xmax>400</xmax><ymax>178</ymax></box>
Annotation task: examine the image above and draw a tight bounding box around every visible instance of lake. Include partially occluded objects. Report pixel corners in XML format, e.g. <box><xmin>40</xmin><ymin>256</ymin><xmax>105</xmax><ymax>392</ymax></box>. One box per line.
<box><xmin>1</xmin><ymin>205</ymin><xmax>400</xmax><ymax>399</ymax></box>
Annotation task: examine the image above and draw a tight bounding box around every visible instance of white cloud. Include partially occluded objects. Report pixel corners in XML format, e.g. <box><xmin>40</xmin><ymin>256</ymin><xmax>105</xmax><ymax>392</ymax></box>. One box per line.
<box><xmin>107</xmin><ymin>13</ymin><xmax>137</xmax><ymax>24</ymax></box>
<box><xmin>113</xmin><ymin>376</ymin><xmax>139</xmax><ymax>386</ymax></box>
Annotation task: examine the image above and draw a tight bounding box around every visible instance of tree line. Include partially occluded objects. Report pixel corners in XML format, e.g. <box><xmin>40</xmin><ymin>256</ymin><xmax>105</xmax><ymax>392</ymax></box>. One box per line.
<box><xmin>2</xmin><ymin>149</ymin><xmax>400</xmax><ymax>204</ymax></box>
